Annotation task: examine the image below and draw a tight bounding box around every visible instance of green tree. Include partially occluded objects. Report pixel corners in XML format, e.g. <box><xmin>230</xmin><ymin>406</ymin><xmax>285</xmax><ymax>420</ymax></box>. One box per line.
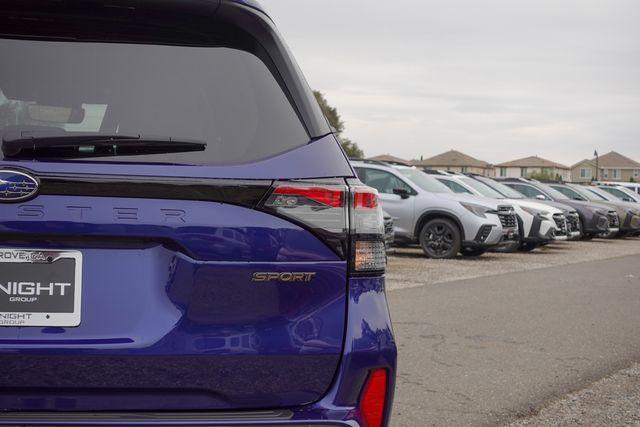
<box><xmin>528</xmin><ymin>170</ymin><xmax>561</xmax><ymax>182</ymax></box>
<box><xmin>313</xmin><ymin>90</ymin><xmax>364</xmax><ymax>158</ymax></box>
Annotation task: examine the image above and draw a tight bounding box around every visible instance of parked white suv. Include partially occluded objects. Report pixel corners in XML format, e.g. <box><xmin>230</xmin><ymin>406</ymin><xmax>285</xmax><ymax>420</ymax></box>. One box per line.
<box><xmin>434</xmin><ymin>174</ymin><xmax>565</xmax><ymax>251</ymax></box>
<box><xmin>351</xmin><ymin>161</ymin><xmax>519</xmax><ymax>258</ymax></box>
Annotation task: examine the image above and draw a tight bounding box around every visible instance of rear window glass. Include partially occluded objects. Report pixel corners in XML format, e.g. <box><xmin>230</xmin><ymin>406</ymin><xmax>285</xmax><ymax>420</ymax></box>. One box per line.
<box><xmin>0</xmin><ymin>39</ymin><xmax>309</xmax><ymax>165</ymax></box>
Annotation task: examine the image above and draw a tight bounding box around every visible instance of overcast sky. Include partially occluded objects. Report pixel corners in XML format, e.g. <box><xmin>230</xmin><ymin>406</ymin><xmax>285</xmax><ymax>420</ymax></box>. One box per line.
<box><xmin>260</xmin><ymin>0</ymin><xmax>640</xmax><ymax>165</ymax></box>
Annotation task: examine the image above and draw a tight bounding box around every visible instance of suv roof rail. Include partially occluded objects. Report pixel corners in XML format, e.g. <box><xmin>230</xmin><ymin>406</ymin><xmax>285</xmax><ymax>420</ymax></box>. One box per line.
<box><xmin>422</xmin><ymin>169</ymin><xmax>449</xmax><ymax>175</ymax></box>
<box><xmin>348</xmin><ymin>158</ymin><xmax>389</xmax><ymax>166</ymax></box>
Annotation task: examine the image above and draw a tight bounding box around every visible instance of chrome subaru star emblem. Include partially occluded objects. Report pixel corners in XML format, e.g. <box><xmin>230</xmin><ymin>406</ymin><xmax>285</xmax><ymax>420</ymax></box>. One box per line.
<box><xmin>0</xmin><ymin>169</ymin><xmax>39</xmax><ymax>202</ymax></box>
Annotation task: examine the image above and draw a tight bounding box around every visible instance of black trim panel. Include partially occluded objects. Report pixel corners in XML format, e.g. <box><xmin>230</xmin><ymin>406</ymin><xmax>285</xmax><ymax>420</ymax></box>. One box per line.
<box><xmin>35</xmin><ymin>173</ymin><xmax>272</xmax><ymax>208</ymax></box>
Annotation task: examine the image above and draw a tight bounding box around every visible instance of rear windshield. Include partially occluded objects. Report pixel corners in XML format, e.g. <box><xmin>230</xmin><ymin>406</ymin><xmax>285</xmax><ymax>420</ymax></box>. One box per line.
<box><xmin>0</xmin><ymin>39</ymin><xmax>309</xmax><ymax>165</ymax></box>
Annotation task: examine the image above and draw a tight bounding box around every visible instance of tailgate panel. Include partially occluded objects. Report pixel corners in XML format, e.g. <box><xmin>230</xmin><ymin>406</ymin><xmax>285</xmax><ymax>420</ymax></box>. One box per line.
<box><xmin>0</xmin><ymin>196</ymin><xmax>347</xmax><ymax>411</ymax></box>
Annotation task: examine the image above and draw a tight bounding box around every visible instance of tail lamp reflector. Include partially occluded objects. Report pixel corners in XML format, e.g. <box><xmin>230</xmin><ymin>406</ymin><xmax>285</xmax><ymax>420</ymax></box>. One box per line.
<box><xmin>354</xmin><ymin>241</ymin><xmax>386</xmax><ymax>272</ymax></box>
<box><xmin>351</xmin><ymin>186</ymin><xmax>386</xmax><ymax>273</ymax></box>
<box><xmin>271</xmin><ymin>186</ymin><xmax>344</xmax><ymax>208</ymax></box>
<box><xmin>359</xmin><ymin>368</ymin><xmax>388</xmax><ymax>427</ymax></box>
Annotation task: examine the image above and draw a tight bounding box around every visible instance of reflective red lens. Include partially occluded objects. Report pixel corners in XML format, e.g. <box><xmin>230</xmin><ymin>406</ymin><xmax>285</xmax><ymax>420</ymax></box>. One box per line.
<box><xmin>272</xmin><ymin>186</ymin><xmax>345</xmax><ymax>208</ymax></box>
<box><xmin>359</xmin><ymin>368</ymin><xmax>388</xmax><ymax>427</ymax></box>
<box><xmin>354</xmin><ymin>191</ymin><xmax>379</xmax><ymax>209</ymax></box>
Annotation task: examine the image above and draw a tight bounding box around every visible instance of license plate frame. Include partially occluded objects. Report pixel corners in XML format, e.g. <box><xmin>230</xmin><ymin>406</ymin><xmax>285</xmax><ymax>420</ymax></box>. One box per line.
<box><xmin>0</xmin><ymin>249</ymin><xmax>82</xmax><ymax>327</ymax></box>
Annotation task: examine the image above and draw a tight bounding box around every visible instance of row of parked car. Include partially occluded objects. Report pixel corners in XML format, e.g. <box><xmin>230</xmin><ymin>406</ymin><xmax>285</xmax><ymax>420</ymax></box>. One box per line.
<box><xmin>352</xmin><ymin>159</ymin><xmax>640</xmax><ymax>259</ymax></box>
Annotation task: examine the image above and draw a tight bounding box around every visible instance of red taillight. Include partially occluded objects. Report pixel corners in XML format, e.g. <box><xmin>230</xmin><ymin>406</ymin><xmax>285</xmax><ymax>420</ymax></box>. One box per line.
<box><xmin>272</xmin><ymin>186</ymin><xmax>345</xmax><ymax>208</ymax></box>
<box><xmin>350</xmin><ymin>185</ymin><xmax>386</xmax><ymax>274</ymax></box>
<box><xmin>359</xmin><ymin>368</ymin><xmax>388</xmax><ymax>427</ymax></box>
<box><xmin>354</xmin><ymin>190</ymin><xmax>379</xmax><ymax>209</ymax></box>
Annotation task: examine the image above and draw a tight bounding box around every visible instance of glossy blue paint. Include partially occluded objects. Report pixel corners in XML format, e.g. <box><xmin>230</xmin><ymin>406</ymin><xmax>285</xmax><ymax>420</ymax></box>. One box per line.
<box><xmin>0</xmin><ymin>276</ymin><xmax>397</xmax><ymax>425</ymax></box>
<box><xmin>0</xmin><ymin>135</ymin><xmax>353</xmax><ymax>181</ymax></box>
<box><xmin>0</xmin><ymin>195</ymin><xmax>340</xmax><ymax>262</ymax></box>
<box><xmin>0</xmin><ymin>242</ymin><xmax>347</xmax><ymax>410</ymax></box>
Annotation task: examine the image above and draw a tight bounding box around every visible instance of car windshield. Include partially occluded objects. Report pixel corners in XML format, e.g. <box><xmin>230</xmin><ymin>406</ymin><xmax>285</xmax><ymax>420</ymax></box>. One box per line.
<box><xmin>604</xmin><ymin>187</ymin><xmax>639</xmax><ymax>202</ymax></box>
<box><xmin>478</xmin><ymin>178</ymin><xmax>525</xmax><ymax>199</ymax></box>
<box><xmin>399</xmin><ymin>168</ymin><xmax>452</xmax><ymax>193</ymax></box>
<box><xmin>460</xmin><ymin>177</ymin><xmax>504</xmax><ymax>198</ymax></box>
<box><xmin>0</xmin><ymin>38</ymin><xmax>308</xmax><ymax>165</ymax></box>
<box><xmin>582</xmin><ymin>187</ymin><xmax>612</xmax><ymax>201</ymax></box>
<box><xmin>535</xmin><ymin>183</ymin><xmax>570</xmax><ymax>200</ymax></box>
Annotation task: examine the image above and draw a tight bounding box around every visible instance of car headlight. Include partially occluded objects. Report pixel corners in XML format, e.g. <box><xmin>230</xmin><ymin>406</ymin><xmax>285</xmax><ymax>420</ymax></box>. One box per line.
<box><xmin>520</xmin><ymin>206</ymin><xmax>550</xmax><ymax>218</ymax></box>
<box><xmin>460</xmin><ymin>202</ymin><xmax>496</xmax><ymax>218</ymax></box>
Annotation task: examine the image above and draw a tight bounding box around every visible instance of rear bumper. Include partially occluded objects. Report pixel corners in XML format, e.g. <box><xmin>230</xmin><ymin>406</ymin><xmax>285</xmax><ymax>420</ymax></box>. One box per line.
<box><xmin>0</xmin><ymin>412</ymin><xmax>356</xmax><ymax>426</ymax></box>
<box><xmin>0</xmin><ymin>276</ymin><xmax>397</xmax><ymax>427</ymax></box>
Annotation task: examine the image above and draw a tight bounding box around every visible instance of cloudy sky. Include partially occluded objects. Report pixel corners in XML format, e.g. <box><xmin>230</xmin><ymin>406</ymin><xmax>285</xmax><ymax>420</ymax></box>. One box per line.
<box><xmin>260</xmin><ymin>0</ymin><xmax>640</xmax><ymax>165</ymax></box>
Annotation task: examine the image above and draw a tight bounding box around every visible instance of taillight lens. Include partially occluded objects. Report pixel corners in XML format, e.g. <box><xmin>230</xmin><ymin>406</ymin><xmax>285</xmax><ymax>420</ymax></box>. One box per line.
<box><xmin>350</xmin><ymin>185</ymin><xmax>386</xmax><ymax>275</ymax></box>
<box><xmin>359</xmin><ymin>368</ymin><xmax>389</xmax><ymax>427</ymax></box>
<box><xmin>261</xmin><ymin>181</ymin><xmax>348</xmax><ymax>257</ymax></box>
<box><xmin>259</xmin><ymin>180</ymin><xmax>386</xmax><ymax>274</ymax></box>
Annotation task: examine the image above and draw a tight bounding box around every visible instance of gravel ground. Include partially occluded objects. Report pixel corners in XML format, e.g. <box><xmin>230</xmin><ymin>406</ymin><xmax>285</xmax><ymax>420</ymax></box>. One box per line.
<box><xmin>386</xmin><ymin>237</ymin><xmax>640</xmax><ymax>292</ymax></box>
<box><xmin>509</xmin><ymin>364</ymin><xmax>640</xmax><ymax>426</ymax></box>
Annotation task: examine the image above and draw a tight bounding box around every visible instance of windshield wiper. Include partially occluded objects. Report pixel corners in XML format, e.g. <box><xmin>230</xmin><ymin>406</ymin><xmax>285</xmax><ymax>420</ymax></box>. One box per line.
<box><xmin>2</xmin><ymin>130</ymin><xmax>207</xmax><ymax>159</ymax></box>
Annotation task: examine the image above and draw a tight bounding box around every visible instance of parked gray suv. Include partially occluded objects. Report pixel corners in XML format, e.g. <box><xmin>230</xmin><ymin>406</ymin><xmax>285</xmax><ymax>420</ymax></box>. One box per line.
<box><xmin>352</xmin><ymin>161</ymin><xmax>519</xmax><ymax>258</ymax></box>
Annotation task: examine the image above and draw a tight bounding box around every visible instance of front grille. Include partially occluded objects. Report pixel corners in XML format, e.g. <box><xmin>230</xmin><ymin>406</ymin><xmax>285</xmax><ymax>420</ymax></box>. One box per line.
<box><xmin>608</xmin><ymin>211</ymin><xmax>620</xmax><ymax>228</ymax></box>
<box><xmin>553</xmin><ymin>213</ymin><xmax>568</xmax><ymax>236</ymax></box>
<box><xmin>497</xmin><ymin>206</ymin><xmax>517</xmax><ymax>229</ymax></box>
<box><xmin>566</xmin><ymin>213</ymin><xmax>580</xmax><ymax>233</ymax></box>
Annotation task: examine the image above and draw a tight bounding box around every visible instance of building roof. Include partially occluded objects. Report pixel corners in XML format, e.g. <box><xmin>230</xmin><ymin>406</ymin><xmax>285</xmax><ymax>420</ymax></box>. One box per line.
<box><xmin>590</xmin><ymin>151</ymin><xmax>640</xmax><ymax>169</ymax></box>
<box><xmin>571</xmin><ymin>159</ymin><xmax>597</xmax><ymax>169</ymax></box>
<box><xmin>496</xmin><ymin>156</ymin><xmax>570</xmax><ymax>170</ymax></box>
<box><xmin>412</xmin><ymin>150</ymin><xmax>492</xmax><ymax>168</ymax></box>
<box><xmin>368</xmin><ymin>154</ymin><xmax>413</xmax><ymax>166</ymax></box>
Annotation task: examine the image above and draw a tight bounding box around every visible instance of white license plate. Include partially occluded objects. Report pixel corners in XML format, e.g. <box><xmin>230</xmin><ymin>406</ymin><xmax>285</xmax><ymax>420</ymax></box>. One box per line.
<box><xmin>0</xmin><ymin>249</ymin><xmax>82</xmax><ymax>327</ymax></box>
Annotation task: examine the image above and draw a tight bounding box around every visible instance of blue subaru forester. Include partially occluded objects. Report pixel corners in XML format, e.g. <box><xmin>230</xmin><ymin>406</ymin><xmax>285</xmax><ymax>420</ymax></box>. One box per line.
<box><xmin>0</xmin><ymin>1</ymin><xmax>397</xmax><ymax>426</ymax></box>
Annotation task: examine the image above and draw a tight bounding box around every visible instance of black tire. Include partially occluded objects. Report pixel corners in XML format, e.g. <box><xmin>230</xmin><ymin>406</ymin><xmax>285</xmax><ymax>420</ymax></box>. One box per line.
<box><xmin>419</xmin><ymin>218</ymin><xmax>461</xmax><ymax>259</ymax></box>
<box><xmin>518</xmin><ymin>241</ymin><xmax>538</xmax><ymax>252</ymax></box>
<box><xmin>580</xmin><ymin>219</ymin><xmax>594</xmax><ymax>240</ymax></box>
<box><xmin>461</xmin><ymin>247</ymin><xmax>487</xmax><ymax>257</ymax></box>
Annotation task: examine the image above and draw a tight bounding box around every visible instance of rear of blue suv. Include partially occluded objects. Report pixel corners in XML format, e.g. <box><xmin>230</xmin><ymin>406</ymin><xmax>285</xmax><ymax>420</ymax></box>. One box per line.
<box><xmin>0</xmin><ymin>1</ymin><xmax>396</xmax><ymax>426</ymax></box>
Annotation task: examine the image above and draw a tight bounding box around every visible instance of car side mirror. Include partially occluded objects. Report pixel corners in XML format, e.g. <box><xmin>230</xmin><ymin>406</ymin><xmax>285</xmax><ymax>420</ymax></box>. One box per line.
<box><xmin>393</xmin><ymin>188</ymin><xmax>411</xmax><ymax>199</ymax></box>
<box><xmin>535</xmin><ymin>195</ymin><xmax>546</xmax><ymax>201</ymax></box>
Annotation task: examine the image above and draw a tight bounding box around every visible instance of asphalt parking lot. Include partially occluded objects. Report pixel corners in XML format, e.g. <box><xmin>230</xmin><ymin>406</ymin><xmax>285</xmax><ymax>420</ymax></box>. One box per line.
<box><xmin>385</xmin><ymin>237</ymin><xmax>640</xmax><ymax>426</ymax></box>
<box><xmin>387</xmin><ymin>238</ymin><xmax>640</xmax><ymax>291</ymax></box>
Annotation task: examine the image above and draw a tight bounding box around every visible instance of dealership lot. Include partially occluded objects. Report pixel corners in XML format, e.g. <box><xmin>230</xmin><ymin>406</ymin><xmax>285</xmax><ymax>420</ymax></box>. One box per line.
<box><xmin>385</xmin><ymin>237</ymin><xmax>640</xmax><ymax>426</ymax></box>
<box><xmin>386</xmin><ymin>238</ymin><xmax>640</xmax><ymax>291</ymax></box>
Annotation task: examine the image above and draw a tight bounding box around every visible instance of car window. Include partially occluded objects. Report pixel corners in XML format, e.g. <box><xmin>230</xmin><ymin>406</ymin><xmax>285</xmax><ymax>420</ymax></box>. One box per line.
<box><xmin>602</xmin><ymin>187</ymin><xmax>638</xmax><ymax>202</ymax></box>
<box><xmin>584</xmin><ymin>188</ymin><xmax>611</xmax><ymax>201</ymax></box>
<box><xmin>550</xmin><ymin>185</ymin><xmax>586</xmax><ymax>201</ymax></box>
<box><xmin>509</xmin><ymin>183</ymin><xmax>549</xmax><ymax>200</ymax></box>
<box><xmin>398</xmin><ymin>168</ymin><xmax>452</xmax><ymax>193</ymax></box>
<box><xmin>478</xmin><ymin>178</ymin><xmax>524</xmax><ymax>199</ymax></box>
<box><xmin>356</xmin><ymin>167</ymin><xmax>412</xmax><ymax>195</ymax></box>
<box><xmin>438</xmin><ymin>179</ymin><xmax>473</xmax><ymax>194</ymax></box>
<box><xmin>460</xmin><ymin>177</ymin><xmax>504</xmax><ymax>198</ymax></box>
<box><xmin>0</xmin><ymin>38</ymin><xmax>309</xmax><ymax>165</ymax></box>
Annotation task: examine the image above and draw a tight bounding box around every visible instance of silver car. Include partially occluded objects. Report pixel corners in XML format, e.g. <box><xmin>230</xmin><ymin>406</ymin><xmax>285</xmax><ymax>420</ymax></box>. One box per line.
<box><xmin>351</xmin><ymin>161</ymin><xmax>519</xmax><ymax>258</ymax></box>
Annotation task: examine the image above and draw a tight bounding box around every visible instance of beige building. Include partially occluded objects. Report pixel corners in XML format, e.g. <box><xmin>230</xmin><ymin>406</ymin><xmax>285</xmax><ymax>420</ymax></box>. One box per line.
<box><xmin>495</xmin><ymin>156</ymin><xmax>571</xmax><ymax>181</ymax></box>
<box><xmin>571</xmin><ymin>151</ymin><xmax>640</xmax><ymax>183</ymax></box>
<box><xmin>412</xmin><ymin>150</ymin><xmax>494</xmax><ymax>176</ymax></box>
